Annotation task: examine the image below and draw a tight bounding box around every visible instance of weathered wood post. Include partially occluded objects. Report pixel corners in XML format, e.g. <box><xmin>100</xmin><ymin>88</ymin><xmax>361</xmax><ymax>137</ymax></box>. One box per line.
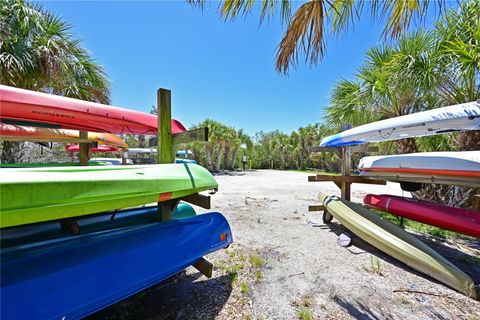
<box><xmin>79</xmin><ymin>131</ymin><xmax>90</xmax><ymax>166</ymax></box>
<box><xmin>157</xmin><ymin>88</ymin><xmax>174</xmax><ymax>164</ymax></box>
<box><xmin>157</xmin><ymin>88</ymin><xmax>175</xmax><ymax>220</ymax></box>
<box><xmin>340</xmin><ymin>146</ymin><xmax>352</xmax><ymax>201</ymax></box>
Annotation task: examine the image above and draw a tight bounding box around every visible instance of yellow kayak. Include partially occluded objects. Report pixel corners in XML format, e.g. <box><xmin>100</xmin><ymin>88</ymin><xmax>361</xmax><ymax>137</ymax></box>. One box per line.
<box><xmin>319</xmin><ymin>193</ymin><xmax>477</xmax><ymax>299</ymax></box>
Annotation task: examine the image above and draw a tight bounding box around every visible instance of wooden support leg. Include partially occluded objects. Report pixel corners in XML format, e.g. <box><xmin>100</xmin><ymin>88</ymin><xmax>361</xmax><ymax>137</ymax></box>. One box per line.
<box><xmin>340</xmin><ymin>147</ymin><xmax>352</xmax><ymax>201</ymax></box>
<box><xmin>157</xmin><ymin>199</ymin><xmax>179</xmax><ymax>221</ymax></box>
<box><xmin>181</xmin><ymin>193</ymin><xmax>211</xmax><ymax>209</ymax></box>
<box><xmin>79</xmin><ymin>137</ymin><xmax>90</xmax><ymax>166</ymax></box>
<box><xmin>341</xmin><ymin>182</ymin><xmax>351</xmax><ymax>201</ymax></box>
<box><xmin>193</xmin><ymin>257</ymin><xmax>213</xmax><ymax>278</ymax></box>
<box><xmin>158</xmin><ymin>202</ymin><xmax>172</xmax><ymax>221</ymax></box>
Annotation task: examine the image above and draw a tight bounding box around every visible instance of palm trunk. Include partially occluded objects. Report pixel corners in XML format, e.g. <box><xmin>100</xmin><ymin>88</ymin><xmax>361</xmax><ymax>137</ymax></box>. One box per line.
<box><xmin>0</xmin><ymin>142</ymin><xmax>24</xmax><ymax>163</ymax></box>
<box><xmin>223</xmin><ymin>145</ymin><xmax>231</xmax><ymax>170</ymax></box>
<box><xmin>457</xmin><ymin>130</ymin><xmax>480</xmax><ymax>151</ymax></box>
<box><xmin>230</xmin><ymin>147</ymin><xmax>240</xmax><ymax>170</ymax></box>
<box><xmin>215</xmin><ymin>143</ymin><xmax>223</xmax><ymax>172</ymax></box>
<box><xmin>395</xmin><ymin>138</ymin><xmax>418</xmax><ymax>154</ymax></box>
<box><xmin>205</xmin><ymin>144</ymin><xmax>214</xmax><ymax>171</ymax></box>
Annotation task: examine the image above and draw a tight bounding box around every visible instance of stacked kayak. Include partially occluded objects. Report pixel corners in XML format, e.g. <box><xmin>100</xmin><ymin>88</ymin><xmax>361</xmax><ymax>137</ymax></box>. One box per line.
<box><xmin>358</xmin><ymin>151</ymin><xmax>480</xmax><ymax>187</ymax></box>
<box><xmin>317</xmin><ymin>103</ymin><xmax>479</xmax><ymax>299</ymax></box>
<box><xmin>0</xmin><ymin>123</ymin><xmax>128</xmax><ymax>149</ymax></box>
<box><xmin>1</xmin><ymin>212</ymin><xmax>233</xmax><ymax>319</ymax></box>
<box><xmin>0</xmin><ymin>85</ymin><xmax>234</xmax><ymax>320</ymax></box>
<box><xmin>320</xmin><ymin>101</ymin><xmax>480</xmax><ymax>147</ymax></box>
<box><xmin>364</xmin><ymin>194</ymin><xmax>480</xmax><ymax>238</ymax></box>
<box><xmin>0</xmin><ymin>164</ymin><xmax>217</xmax><ymax>228</ymax></box>
<box><xmin>1</xmin><ymin>203</ymin><xmax>197</xmax><ymax>248</ymax></box>
<box><xmin>0</xmin><ymin>84</ymin><xmax>186</xmax><ymax>135</ymax></box>
<box><xmin>320</xmin><ymin>194</ymin><xmax>477</xmax><ymax>299</ymax></box>
<box><xmin>65</xmin><ymin>144</ymin><xmax>120</xmax><ymax>153</ymax></box>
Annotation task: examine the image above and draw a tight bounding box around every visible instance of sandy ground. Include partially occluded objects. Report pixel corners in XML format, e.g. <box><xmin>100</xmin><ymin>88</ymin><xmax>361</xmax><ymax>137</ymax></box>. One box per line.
<box><xmin>90</xmin><ymin>170</ymin><xmax>480</xmax><ymax>320</ymax></box>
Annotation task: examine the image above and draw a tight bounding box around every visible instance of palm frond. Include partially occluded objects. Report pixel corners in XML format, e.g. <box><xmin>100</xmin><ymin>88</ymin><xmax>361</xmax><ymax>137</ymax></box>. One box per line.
<box><xmin>370</xmin><ymin>0</ymin><xmax>444</xmax><ymax>38</ymax></box>
<box><xmin>185</xmin><ymin>0</ymin><xmax>206</xmax><ymax>8</ymax></box>
<box><xmin>275</xmin><ymin>0</ymin><xmax>326</xmax><ymax>74</ymax></box>
<box><xmin>328</xmin><ymin>0</ymin><xmax>362</xmax><ymax>37</ymax></box>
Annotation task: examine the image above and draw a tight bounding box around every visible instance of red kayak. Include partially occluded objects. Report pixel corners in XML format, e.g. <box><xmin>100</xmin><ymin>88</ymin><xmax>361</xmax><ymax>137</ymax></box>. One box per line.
<box><xmin>364</xmin><ymin>194</ymin><xmax>480</xmax><ymax>238</ymax></box>
<box><xmin>0</xmin><ymin>85</ymin><xmax>186</xmax><ymax>135</ymax></box>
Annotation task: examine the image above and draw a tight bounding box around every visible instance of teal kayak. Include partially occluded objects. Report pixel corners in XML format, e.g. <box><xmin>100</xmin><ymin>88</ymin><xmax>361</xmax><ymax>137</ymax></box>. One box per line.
<box><xmin>0</xmin><ymin>164</ymin><xmax>217</xmax><ymax>228</ymax></box>
<box><xmin>1</xmin><ymin>203</ymin><xmax>197</xmax><ymax>248</ymax></box>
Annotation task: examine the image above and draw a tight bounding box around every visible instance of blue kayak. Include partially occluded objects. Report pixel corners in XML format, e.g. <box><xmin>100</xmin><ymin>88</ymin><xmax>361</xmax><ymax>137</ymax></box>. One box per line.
<box><xmin>1</xmin><ymin>212</ymin><xmax>233</xmax><ymax>320</ymax></box>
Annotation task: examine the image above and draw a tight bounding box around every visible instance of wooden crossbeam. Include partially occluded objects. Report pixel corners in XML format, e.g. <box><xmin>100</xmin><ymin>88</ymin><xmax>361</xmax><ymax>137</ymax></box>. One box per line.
<box><xmin>308</xmin><ymin>174</ymin><xmax>386</xmax><ymax>185</ymax></box>
<box><xmin>309</xmin><ymin>145</ymin><xmax>378</xmax><ymax>154</ymax></box>
<box><xmin>193</xmin><ymin>257</ymin><xmax>213</xmax><ymax>278</ymax></box>
<box><xmin>173</xmin><ymin>127</ymin><xmax>208</xmax><ymax>145</ymax></box>
<box><xmin>308</xmin><ymin>205</ymin><xmax>325</xmax><ymax>212</ymax></box>
<box><xmin>181</xmin><ymin>193</ymin><xmax>211</xmax><ymax>209</ymax></box>
<box><xmin>308</xmin><ymin>146</ymin><xmax>340</xmax><ymax>154</ymax></box>
<box><xmin>149</xmin><ymin>127</ymin><xmax>209</xmax><ymax>147</ymax></box>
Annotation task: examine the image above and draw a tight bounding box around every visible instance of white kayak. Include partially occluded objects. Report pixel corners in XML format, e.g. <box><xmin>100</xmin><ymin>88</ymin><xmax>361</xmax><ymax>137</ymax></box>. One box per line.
<box><xmin>320</xmin><ymin>102</ymin><xmax>480</xmax><ymax>147</ymax></box>
<box><xmin>359</xmin><ymin>151</ymin><xmax>480</xmax><ymax>187</ymax></box>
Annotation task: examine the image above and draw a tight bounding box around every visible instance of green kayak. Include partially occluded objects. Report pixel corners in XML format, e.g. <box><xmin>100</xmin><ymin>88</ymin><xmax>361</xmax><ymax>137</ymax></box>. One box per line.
<box><xmin>319</xmin><ymin>193</ymin><xmax>477</xmax><ymax>299</ymax></box>
<box><xmin>0</xmin><ymin>164</ymin><xmax>217</xmax><ymax>228</ymax></box>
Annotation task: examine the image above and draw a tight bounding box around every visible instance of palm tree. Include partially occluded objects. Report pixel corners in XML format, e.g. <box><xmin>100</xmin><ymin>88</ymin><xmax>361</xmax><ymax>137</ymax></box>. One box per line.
<box><xmin>0</xmin><ymin>0</ymin><xmax>110</xmax><ymax>102</ymax></box>
<box><xmin>326</xmin><ymin>31</ymin><xmax>438</xmax><ymax>153</ymax></box>
<box><xmin>434</xmin><ymin>1</ymin><xmax>479</xmax><ymax>151</ymax></box>
<box><xmin>0</xmin><ymin>0</ymin><xmax>111</xmax><ymax>163</ymax></box>
<box><xmin>188</xmin><ymin>0</ymin><xmax>443</xmax><ymax>74</ymax></box>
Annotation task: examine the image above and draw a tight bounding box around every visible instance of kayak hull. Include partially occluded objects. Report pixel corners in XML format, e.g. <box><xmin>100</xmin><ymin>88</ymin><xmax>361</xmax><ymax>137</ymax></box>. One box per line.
<box><xmin>1</xmin><ymin>212</ymin><xmax>233</xmax><ymax>320</ymax></box>
<box><xmin>0</xmin><ymin>164</ymin><xmax>217</xmax><ymax>228</ymax></box>
<box><xmin>364</xmin><ymin>194</ymin><xmax>480</xmax><ymax>238</ymax></box>
<box><xmin>66</xmin><ymin>144</ymin><xmax>119</xmax><ymax>153</ymax></box>
<box><xmin>320</xmin><ymin>102</ymin><xmax>480</xmax><ymax>147</ymax></box>
<box><xmin>0</xmin><ymin>123</ymin><xmax>128</xmax><ymax>148</ymax></box>
<box><xmin>1</xmin><ymin>203</ymin><xmax>197</xmax><ymax>248</ymax></box>
<box><xmin>0</xmin><ymin>85</ymin><xmax>186</xmax><ymax>135</ymax></box>
<box><xmin>359</xmin><ymin>151</ymin><xmax>480</xmax><ymax>187</ymax></box>
<box><xmin>319</xmin><ymin>193</ymin><xmax>477</xmax><ymax>299</ymax></box>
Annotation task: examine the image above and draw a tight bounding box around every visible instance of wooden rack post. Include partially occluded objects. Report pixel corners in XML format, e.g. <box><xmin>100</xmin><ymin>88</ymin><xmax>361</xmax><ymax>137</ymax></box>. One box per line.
<box><xmin>155</xmin><ymin>87</ymin><xmax>215</xmax><ymax>278</ymax></box>
<box><xmin>79</xmin><ymin>131</ymin><xmax>90</xmax><ymax>166</ymax></box>
<box><xmin>157</xmin><ymin>89</ymin><xmax>174</xmax><ymax>164</ymax></box>
<box><xmin>340</xmin><ymin>147</ymin><xmax>352</xmax><ymax>201</ymax></box>
<box><xmin>157</xmin><ymin>89</ymin><xmax>174</xmax><ymax>220</ymax></box>
<box><xmin>156</xmin><ymin>88</ymin><xmax>210</xmax><ymax>221</ymax></box>
<box><xmin>308</xmin><ymin>145</ymin><xmax>385</xmax><ymax>212</ymax></box>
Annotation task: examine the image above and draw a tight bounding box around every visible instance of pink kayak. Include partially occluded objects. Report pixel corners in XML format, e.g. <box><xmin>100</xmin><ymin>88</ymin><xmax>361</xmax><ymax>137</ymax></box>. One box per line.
<box><xmin>0</xmin><ymin>85</ymin><xmax>186</xmax><ymax>135</ymax></box>
<box><xmin>364</xmin><ymin>194</ymin><xmax>480</xmax><ymax>238</ymax></box>
<box><xmin>65</xmin><ymin>144</ymin><xmax>118</xmax><ymax>153</ymax></box>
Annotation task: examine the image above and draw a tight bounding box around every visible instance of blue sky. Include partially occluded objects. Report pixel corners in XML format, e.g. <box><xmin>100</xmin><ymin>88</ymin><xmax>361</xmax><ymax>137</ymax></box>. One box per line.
<box><xmin>42</xmin><ymin>1</ymin><xmax>441</xmax><ymax>135</ymax></box>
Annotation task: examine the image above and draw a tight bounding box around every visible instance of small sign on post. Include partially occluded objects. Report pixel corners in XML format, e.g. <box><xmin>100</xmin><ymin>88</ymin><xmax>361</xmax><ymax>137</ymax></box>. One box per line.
<box><xmin>241</xmin><ymin>143</ymin><xmax>247</xmax><ymax>171</ymax></box>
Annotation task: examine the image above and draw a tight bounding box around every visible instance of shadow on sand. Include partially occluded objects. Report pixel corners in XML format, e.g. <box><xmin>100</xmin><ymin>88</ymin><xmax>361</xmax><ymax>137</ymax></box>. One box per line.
<box><xmin>212</xmin><ymin>170</ymin><xmax>255</xmax><ymax>176</ymax></box>
<box><xmin>87</xmin><ymin>271</ymin><xmax>233</xmax><ymax>320</ymax></box>
<box><xmin>333</xmin><ymin>296</ymin><xmax>383</xmax><ymax>320</ymax></box>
